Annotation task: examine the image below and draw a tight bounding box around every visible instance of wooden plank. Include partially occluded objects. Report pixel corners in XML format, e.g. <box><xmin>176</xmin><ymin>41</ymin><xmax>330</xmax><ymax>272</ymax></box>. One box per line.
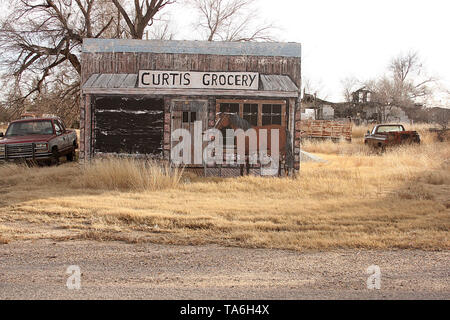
<box><xmin>137</xmin><ymin>52</ymin><xmax>153</xmax><ymax>70</ymax></box>
<box><xmin>245</xmin><ymin>55</ymin><xmax>259</xmax><ymax>73</ymax></box>
<box><xmin>209</xmin><ymin>55</ymin><xmax>228</xmax><ymax>71</ymax></box>
<box><xmin>155</xmin><ymin>53</ymin><xmax>174</xmax><ymax>70</ymax></box>
<box><xmin>257</xmin><ymin>103</ymin><xmax>262</xmax><ymax>126</ymax></box>
<box><xmin>228</xmin><ymin>55</ymin><xmax>246</xmax><ymax>72</ymax></box>
<box><xmin>115</xmin><ymin>52</ymin><xmax>138</xmax><ymax>74</ymax></box>
<box><xmin>197</xmin><ymin>54</ymin><xmax>210</xmax><ymax>72</ymax></box>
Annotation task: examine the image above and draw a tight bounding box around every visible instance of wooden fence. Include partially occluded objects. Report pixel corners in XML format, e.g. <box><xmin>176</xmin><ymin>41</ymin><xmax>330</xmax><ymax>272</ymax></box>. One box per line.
<box><xmin>300</xmin><ymin>120</ymin><xmax>352</xmax><ymax>141</ymax></box>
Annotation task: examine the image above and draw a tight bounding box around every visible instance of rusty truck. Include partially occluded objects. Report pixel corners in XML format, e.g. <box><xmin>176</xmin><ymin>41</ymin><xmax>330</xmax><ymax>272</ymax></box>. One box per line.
<box><xmin>364</xmin><ymin>124</ymin><xmax>420</xmax><ymax>151</ymax></box>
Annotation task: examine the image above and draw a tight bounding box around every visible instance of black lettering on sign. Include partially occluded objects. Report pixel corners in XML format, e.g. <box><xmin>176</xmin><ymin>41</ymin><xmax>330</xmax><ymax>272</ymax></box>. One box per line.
<box><xmin>235</xmin><ymin>75</ymin><xmax>241</xmax><ymax>86</ymax></box>
<box><xmin>141</xmin><ymin>72</ymin><xmax>150</xmax><ymax>86</ymax></box>
<box><xmin>211</xmin><ymin>74</ymin><xmax>218</xmax><ymax>86</ymax></box>
<box><xmin>249</xmin><ymin>74</ymin><xmax>257</xmax><ymax>87</ymax></box>
<box><xmin>170</xmin><ymin>73</ymin><xmax>178</xmax><ymax>85</ymax></box>
<box><xmin>139</xmin><ymin>71</ymin><xmax>258</xmax><ymax>89</ymax></box>
<box><xmin>219</xmin><ymin>75</ymin><xmax>226</xmax><ymax>85</ymax></box>
<box><xmin>203</xmin><ymin>74</ymin><xmax>210</xmax><ymax>85</ymax></box>
<box><xmin>183</xmin><ymin>73</ymin><xmax>191</xmax><ymax>85</ymax></box>
<box><xmin>242</xmin><ymin>75</ymin><xmax>248</xmax><ymax>86</ymax></box>
<box><xmin>162</xmin><ymin>73</ymin><xmax>169</xmax><ymax>85</ymax></box>
<box><xmin>152</xmin><ymin>73</ymin><xmax>160</xmax><ymax>85</ymax></box>
<box><xmin>228</xmin><ymin>75</ymin><xmax>234</xmax><ymax>85</ymax></box>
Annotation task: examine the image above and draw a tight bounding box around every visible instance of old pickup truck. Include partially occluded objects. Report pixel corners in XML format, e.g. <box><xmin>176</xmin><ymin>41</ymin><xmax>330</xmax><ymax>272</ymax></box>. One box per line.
<box><xmin>364</xmin><ymin>124</ymin><xmax>420</xmax><ymax>151</ymax></box>
<box><xmin>0</xmin><ymin>117</ymin><xmax>78</xmax><ymax>165</ymax></box>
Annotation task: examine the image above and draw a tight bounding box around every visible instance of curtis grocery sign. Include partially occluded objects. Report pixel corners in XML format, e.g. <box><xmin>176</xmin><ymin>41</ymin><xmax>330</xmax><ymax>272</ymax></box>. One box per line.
<box><xmin>138</xmin><ymin>70</ymin><xmax>259</xmax><ymax>90</ymax></box>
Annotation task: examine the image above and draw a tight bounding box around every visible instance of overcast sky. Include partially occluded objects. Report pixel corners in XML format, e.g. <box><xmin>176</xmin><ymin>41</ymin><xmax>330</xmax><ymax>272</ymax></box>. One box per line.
<box><xmin>170</xmin><ymin>0</ymin><xmax>449</xmax><ymax>103</ymax></box>
<box><xmin>0</xmin><ymin>0</ymin><xmax>448</xmax><ymax>105</ymax></box>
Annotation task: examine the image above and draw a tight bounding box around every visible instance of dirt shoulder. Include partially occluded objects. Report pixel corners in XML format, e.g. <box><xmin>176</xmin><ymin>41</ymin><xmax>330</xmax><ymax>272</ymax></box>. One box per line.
<box><xmin>0</xmin><ymin>240</ymin><xmax>448</xmax><ymax>300</ymax></box>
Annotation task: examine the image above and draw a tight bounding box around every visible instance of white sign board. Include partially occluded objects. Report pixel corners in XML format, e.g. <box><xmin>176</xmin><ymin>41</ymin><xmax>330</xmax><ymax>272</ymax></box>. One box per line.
<box><xmin>138</xmin><ymin>70</ymin><xmax>259</xmax><ymax>90</ymax></box>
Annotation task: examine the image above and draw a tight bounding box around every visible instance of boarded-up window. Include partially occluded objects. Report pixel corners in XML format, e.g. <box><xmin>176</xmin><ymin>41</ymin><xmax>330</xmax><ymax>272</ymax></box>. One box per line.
<box><xmin>93</xmin><ymin>96</ymin><xmax>164</xmax><ymax>155</ymax></box>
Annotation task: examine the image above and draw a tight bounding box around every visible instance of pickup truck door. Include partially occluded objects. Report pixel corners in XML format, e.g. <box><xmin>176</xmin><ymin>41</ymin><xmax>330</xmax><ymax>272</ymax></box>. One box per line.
<box><xmin>54</xmin><ymin>121</ymin><xmax>69</xmax><ymax>151</ymax></box>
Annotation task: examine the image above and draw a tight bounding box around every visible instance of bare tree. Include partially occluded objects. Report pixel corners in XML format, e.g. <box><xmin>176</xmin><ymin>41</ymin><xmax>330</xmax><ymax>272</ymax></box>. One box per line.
<box><xmin>341</xmin><ymin>76</ymin><xmax>361</xmax><ymax>102</ymax></box>
<box><xmin>0</xmin><ymin>0</ymin><xmax>175</xmax><ymax>123</ymax></box>
<box><xmin>0</xmin><ymin>104</ymin><xmax>9</xmax><ymax>123</ymax></box>
<box><xmin>189</xmin><ymin>0</ymin><xmax>276</xmax><ymax>41</ymax></box>
<box><xmin>357</xmin><ymin>51</ymin><xmax>437</xmax><ymax>122</ymax></box>
<box><xmin>302</xmin><ymin>77</ymin><xmax>328</xmax><ymax>100</ymax></box>
<box><xmin>0</xmin><ymin>0</ymin><xmax>118</xmax><ymax>100</ymax></box>
<box><xmin>111</xmin><ymin>0</ymin><xmax>175</xmax><ymax>39</ymax></box>
<box><xmin>388</xmin><ymin>51</ymin><xmax>435</xmax><ymax>106</ymax></box>
<box><xmin>145</xmin><ymin>13</ymin><xmax>176</xmax><ymax>40</ymax></box>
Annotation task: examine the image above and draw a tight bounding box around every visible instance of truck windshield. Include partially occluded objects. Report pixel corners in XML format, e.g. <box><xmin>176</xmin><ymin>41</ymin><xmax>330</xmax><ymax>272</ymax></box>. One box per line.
<box><xmin>375</xmin><ymin>125</ymin><xmax>404</xmax><ymax>133</ymax></box>
<box><xmin>5</xmin><ymin>121</ymin><xmax>54</xmax><ymax>137</ymax></box>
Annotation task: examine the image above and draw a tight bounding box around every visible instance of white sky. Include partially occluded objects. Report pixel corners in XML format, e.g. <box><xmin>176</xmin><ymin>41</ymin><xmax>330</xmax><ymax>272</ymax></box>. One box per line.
<box><xmin>169</xmin><ymin>0</ymin><xmax>450</xmax><ymax>103</ymax></box>
<box><xmin>1</xmin><ymin>0</ymin><xmax>449</xmax><ymax>104</ymax></box>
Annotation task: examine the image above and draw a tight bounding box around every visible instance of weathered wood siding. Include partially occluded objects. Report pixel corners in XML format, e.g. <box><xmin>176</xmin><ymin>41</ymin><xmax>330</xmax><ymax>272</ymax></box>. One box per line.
<box><xmin>80</xmin><ymin>45</ymin><xmax>301</xmax><ymax>171</ymax></box>
<box><xmin>81</xmin><ymin>53</ymin><xmax>301</xmax><ymax>91</ymax></box>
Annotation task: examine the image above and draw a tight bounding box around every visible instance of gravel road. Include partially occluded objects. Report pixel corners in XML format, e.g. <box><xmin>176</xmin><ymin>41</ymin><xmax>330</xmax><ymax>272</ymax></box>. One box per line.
<box><xmin>0</xmin><ymin>240</ymin><xmax>448</xmax><ymax>300</ymax></box>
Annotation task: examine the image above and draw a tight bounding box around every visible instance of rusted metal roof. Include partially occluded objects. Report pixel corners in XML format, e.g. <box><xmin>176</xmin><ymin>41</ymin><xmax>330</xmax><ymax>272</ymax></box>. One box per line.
<box><xmin>260</xmin><ymin>75</ymin><xmax>298</xmax><ymax>92</ymax></box>
<box><xmin>82</xmin><ymin>38</ymin><xmax>301</xmax><ymax>58</ymax></box>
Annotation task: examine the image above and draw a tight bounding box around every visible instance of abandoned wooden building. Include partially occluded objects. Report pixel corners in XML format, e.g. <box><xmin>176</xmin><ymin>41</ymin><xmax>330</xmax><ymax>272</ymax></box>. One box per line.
<box><xmin>80</xmin><ymin>39</ymin><xmax>302</xmax><ymax>172</ymax></box>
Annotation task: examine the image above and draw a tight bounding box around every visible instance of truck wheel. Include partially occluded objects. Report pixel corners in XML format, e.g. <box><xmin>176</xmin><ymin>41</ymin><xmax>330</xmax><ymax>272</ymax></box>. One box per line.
<box><xmin>66</xmin><ymin>148</ymin><xmax>76</xmax><ymax>162</ymax></box>
<box><xmin>52</xmin><ymin>147</ymin><xmax>60</xmax><ymax>165</ymax></box>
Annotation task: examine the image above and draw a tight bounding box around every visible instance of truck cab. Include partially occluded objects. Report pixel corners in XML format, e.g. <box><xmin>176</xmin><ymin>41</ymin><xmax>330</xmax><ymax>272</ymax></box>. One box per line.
<box><xmin>0</xmin><ymin>117</ymin><xmax>78</xmax><ymax>165</ymax></box>
<box><xmin>364</xmin><ymin>124</ymin><xmax>420</xmax><ymax>151</ymax></box>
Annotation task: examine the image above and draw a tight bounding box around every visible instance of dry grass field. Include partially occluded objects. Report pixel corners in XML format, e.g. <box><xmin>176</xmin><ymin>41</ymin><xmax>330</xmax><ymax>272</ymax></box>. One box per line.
<box><xmin>0</xmin><ymin>123</ymin><xmax>449</xmax><ymax>251</ymax></box>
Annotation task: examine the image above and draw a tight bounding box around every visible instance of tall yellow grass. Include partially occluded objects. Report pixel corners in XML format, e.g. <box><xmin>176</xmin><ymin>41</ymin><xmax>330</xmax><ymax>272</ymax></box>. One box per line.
<box><xmin>0</xmin><ymin>158</ymin><xmax>183</xmax><ymax>192</ymax></box>
<box><xmin>0</xmin><ymin>123</ymin><xmax>448</xmax><ymax>251</ymax></box>
<box><xmin>303</xmin><ymin>123</ymin><xmax>440</xmax><ymax>155</ymax></box>
<box><xmin>79</xmin><ymin>158</ymin><xmax>183</xmax><ymax>191</ymax></box>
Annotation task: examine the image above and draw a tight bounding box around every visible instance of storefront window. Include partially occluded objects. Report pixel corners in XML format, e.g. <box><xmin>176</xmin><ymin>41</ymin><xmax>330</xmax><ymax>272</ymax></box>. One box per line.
<box><xmin>243</xmin><ymin>103</ymin><xmax>258</xmax><ymax>126</ymax></box>
<box><xmin>182</xmin><ymin>111</ymin><xmax>197</xmax><ymax>123</ymax></box>
<box><xmin>262</xmin><ymin>104</ymin><xmax>282</xmax><ymax>125</ymax></box>
<box><xmin>217</xmin><ymin>100</ymin><xmax>286</xmax><ymax>128</ymax></box>
<box><xmin>220</xmin><ymin>103</ymin><xmax>239</xmax><ymax>113</ymax></box>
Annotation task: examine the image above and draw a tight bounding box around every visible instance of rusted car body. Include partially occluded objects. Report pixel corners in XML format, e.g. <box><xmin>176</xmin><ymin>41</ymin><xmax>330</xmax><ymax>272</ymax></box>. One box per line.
<box><xmin>364</xmin><ymin>124</ymin><xmax>420</xmax><ymax>150</ymax></box>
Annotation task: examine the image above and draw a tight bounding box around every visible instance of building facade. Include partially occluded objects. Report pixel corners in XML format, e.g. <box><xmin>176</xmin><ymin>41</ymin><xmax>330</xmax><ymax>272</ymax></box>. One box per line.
<box><xmin>80</xmin><ymin>39</ymin><xmax>302</xmax><ymax>171</ymax></box>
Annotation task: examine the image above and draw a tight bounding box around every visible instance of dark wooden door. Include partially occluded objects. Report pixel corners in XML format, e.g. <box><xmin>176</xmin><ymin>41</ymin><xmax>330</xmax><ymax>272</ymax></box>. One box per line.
<box><xmin>93</xmin><ymin>96</ymin><xmax>164</xmax><ymax>156</ymax></box>
<box><xmin>171</xmin><ymin>100</ymin><xmax>208</xmax><ymax>165</ymax></box>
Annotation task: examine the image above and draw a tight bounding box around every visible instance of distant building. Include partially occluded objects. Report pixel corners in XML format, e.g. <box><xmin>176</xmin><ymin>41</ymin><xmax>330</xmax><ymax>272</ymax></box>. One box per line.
<box><xmin>301</xmin><ymin>87</ymin><xmax>412</xmax><ymax>124</ymax></box>
<box><xmin>351</xmin><ymin>87</ymin><xmax>372</xmax><ymax>104</ymax></box>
